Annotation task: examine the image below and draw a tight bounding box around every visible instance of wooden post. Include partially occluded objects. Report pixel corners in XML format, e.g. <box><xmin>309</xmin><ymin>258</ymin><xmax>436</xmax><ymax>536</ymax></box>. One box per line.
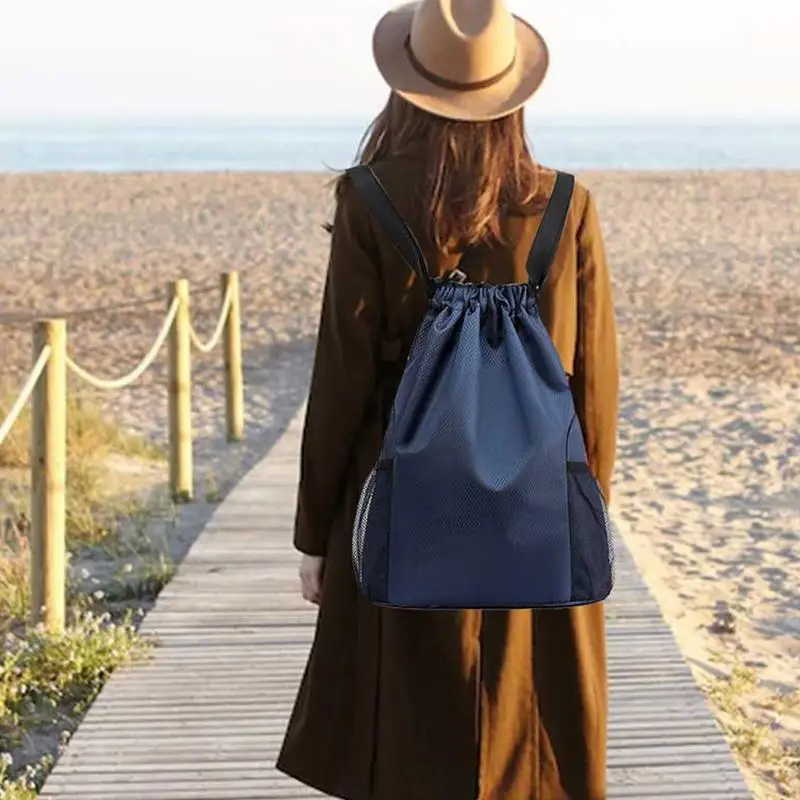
<box><xmin>168</xmin><ymin>279</ymin><xmax>193</xmax><ymax>502</ymax></box>
<box><xmin>30</xmin><ymin>319</ymin><xmax>67</xmax><ymax>632</ymax></box>
<box><xmin>222</xmin><ymin>271</ymin><xmax>244</xmax><ymax>442</ymax></box>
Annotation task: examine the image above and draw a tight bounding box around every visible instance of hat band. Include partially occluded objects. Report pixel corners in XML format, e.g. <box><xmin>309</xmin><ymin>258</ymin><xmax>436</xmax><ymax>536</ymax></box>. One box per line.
<box><xmin>404</xmin><ymin>35</ymin><xmax>516</xmax><ymax>92</ymax></box>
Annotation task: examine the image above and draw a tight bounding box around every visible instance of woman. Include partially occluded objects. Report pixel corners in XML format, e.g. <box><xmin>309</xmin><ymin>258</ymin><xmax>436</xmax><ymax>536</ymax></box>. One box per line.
<box><xmin>276</xmin><ymin>1</ymin><xmax>619</xmax><ymax>798</ymax></box>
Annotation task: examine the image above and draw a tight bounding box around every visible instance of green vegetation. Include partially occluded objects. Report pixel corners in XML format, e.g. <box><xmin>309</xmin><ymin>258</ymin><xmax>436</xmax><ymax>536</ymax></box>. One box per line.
<box><xmin>705</xmin><ymin>658</ymin><xmax>800</xmax><ymax>797</ymax></box>
<box><xmin>0</xmin><ymin>390</ymin><xmax>175</xmax><ymax>795</ymax></box>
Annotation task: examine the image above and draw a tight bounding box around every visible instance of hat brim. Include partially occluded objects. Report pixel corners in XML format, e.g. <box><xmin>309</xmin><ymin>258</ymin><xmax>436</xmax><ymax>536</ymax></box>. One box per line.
<box><xmin>372</xmin><ymin>2</ymin><xmax>549</xmax><ymax>123</ymax></box>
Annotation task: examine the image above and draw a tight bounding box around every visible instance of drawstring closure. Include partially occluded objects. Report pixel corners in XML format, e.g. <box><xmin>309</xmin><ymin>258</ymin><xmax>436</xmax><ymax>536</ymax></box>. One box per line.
<box><xmin>431</xmin><ymin>283</ymin><xmax>536</xmax><ymax>349</ymax></box>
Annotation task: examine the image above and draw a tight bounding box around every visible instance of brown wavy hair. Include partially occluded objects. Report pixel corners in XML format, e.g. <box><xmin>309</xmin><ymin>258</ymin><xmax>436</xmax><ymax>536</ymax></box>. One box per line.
<box><xmin>341</xmin><ymin>92</ymin><xmax>543</xmax><ymax>254</ymax></box>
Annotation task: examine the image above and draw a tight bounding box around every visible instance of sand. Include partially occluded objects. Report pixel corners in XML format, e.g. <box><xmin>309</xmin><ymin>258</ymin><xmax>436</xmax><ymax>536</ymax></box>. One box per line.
<box><xmin>1</xmin><ymin>169</ymin><xmax>798</xmax><ymax>797</ymax></box>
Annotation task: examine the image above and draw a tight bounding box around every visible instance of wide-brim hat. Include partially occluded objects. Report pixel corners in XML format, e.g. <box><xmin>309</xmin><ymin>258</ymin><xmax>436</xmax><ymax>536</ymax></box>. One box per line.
<box><xmin>372</xmin><ymin>0</ymin><xmax>549</xmax><ymax>122</ymax></box>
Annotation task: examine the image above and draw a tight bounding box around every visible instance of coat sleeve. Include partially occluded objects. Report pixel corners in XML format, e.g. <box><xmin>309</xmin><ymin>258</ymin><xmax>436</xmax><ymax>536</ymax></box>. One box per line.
<box><xmin>571</xmin><ymin>191</ymin><xmax>620</xmax><ymax>503</ymax></box>
<box><xmin>293</xmin><ymin>181</ymin><xmax>382</xmax><ymax>556</ymax></box>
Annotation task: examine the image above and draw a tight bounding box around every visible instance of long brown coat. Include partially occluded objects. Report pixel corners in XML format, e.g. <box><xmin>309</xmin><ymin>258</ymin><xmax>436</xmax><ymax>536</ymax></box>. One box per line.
<box><xmin>276</xmin><ymin>156</ymin><xmax>620</xmax><ymax>800</ymax></box>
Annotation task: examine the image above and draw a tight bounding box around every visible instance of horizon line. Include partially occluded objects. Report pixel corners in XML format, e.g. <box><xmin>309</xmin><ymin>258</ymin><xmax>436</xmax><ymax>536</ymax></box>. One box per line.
<box><xmin>1</xmin><ymin>112</ymin><xmax>799</xmax><ymax>126</ymax></box>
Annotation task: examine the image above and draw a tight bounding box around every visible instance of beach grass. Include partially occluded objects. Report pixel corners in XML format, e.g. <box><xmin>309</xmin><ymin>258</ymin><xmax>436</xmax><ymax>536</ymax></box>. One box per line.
<box><xmin>702</xmin><ymin>660</ymin><xmax>800</xmax><ymax>796</ymax></box>
<box><xmin>0</xmin><ymin>391</ymin><xmax>173</xmax><ymax>794</ymax></box>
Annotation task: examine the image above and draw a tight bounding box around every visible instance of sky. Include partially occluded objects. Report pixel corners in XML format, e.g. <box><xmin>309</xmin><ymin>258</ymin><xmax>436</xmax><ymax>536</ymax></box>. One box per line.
<box><xmin>0</xmin><ymin>0</ymin><xmax>798</xmax><ymax>121</ymax></box>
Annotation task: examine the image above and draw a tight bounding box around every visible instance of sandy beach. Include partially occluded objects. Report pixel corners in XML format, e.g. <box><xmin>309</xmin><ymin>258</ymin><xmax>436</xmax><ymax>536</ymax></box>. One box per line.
<box><xmin>1</xmin><ymin>169</ymin><xmax>798</xmax><ymax>797</ymax></box>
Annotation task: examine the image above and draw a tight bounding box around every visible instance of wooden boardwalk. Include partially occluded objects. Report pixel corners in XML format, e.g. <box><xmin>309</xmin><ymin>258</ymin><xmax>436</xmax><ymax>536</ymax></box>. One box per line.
<box><xmin>40</xmin><ymin>407</ymin><xmax>751</xmax><ymax>799</ymax></box>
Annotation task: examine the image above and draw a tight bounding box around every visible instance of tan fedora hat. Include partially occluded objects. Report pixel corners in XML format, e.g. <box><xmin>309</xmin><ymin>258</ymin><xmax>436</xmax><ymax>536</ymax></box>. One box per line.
<box><xmin>372</xmin><ymin>0</ymin><xmax>549</xmax><ymax>122</ymax></box>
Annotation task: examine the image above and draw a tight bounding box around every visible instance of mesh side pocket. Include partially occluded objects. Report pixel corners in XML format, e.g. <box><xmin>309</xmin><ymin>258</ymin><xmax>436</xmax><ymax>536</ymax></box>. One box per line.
<box><xmin>352</xmin><ymin>459</ymin><xmax>393</xmax><ymax>603</ymax></box>
<box><xmin>566</xmin><ymin>462</ymin><xmax>615</xmax><ymax>603</ymax></box>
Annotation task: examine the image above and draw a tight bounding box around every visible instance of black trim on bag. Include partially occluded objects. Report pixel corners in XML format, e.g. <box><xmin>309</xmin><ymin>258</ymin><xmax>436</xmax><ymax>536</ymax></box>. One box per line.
<box><xmin>374</xmin><ymin>458</ymin><xmax>393</xmax><ymax>603</ymax></box>
<box><xmin>570</xmin><ymin>467</ymin><xmax>606</xmax><ymax>528</ymax></box>
<box><xmin>566</xmin><ymin>460</ymin><xmax>591</xmax><ymax>473</ymax></box>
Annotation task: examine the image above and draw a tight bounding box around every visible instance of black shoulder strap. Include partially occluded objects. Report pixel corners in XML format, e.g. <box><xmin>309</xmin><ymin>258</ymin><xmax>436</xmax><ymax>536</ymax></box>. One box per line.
<box><xmin>346</xmin><ymin>165</ymin><xmax>433</xmax><ymax>292</ymax></box>
<box><xmin>526</xmin><ymin>171</ymin><xmax>575</xmax><ymax>293</ymax></box>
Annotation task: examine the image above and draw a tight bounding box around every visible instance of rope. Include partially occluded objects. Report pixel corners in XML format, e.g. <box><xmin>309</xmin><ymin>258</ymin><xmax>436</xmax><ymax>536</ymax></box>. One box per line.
<box><xmin>65</xmin><ymin>297</ymin><xmax>181</xmax><ymax>390</ymax></box>
<box><xmin>0</xmin><ymin>345</ymin><xmax>52</xmax><ymax>445</ymax></box>
<box><xmin>189</xmin><ymin>284</ymin><xmax>233</xmax><ymax>354</ymax></box>
<box><xmin>0</xmin><ymin>280</ymin><xmax>218</xmax><ymax>328</ymax></box>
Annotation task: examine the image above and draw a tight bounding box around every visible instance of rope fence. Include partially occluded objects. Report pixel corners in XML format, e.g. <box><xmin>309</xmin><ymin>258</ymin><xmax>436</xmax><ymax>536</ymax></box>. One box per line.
<box><xmin>189</xmin><ymin>281</ymin><xmax>233</xmax><ymax>354</ymax></box>
<box><xmin>65</xmin><ymin>297</ymin><xmax>181</xmax><ymax>390</ymax></box>
<box><xmin>0</xmin><ymin>345</ymin><xmax>52</xmax><ymax>446</ymax></box>
<box><xmin>0</xmin><ymin>278</ymin><xmax>220</xmax><ymax>327</ymax></box>
<box><xmin>0</xmin><ymin>271</ymin><xmax>244</xmax><ymax>634</ymax></box>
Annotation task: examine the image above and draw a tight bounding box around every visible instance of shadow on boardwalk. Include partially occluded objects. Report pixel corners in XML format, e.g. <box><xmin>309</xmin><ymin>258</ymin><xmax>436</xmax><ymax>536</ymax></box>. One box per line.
<box><xmin>158</xmin><ymin>337</ymin><xmax>315</xmax><ymax>569</ymax></box>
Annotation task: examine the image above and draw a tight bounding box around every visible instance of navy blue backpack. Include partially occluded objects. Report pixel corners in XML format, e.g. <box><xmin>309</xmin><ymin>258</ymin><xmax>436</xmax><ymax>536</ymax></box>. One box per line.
<box><xmin>348</xmin><ymin>165</ymin><xmax>615</xmax><ymax>610</ymax></box>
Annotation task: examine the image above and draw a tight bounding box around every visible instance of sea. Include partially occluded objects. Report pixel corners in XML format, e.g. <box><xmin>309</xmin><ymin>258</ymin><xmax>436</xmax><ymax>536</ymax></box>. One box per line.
<box><xmin>0</xmin><ymin>118</ymin><xmax>799</xmax><ymax>172</ymax></box>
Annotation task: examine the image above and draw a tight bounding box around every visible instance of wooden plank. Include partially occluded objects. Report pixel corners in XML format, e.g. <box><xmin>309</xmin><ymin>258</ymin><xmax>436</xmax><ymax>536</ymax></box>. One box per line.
<box><xmin>39</xmin><ymin>405</ymin><xmax>751</xmax><ymax>799</ymax></box>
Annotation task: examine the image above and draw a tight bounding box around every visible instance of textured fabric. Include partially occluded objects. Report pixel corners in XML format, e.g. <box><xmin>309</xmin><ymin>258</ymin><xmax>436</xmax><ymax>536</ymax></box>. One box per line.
<box><xmin>277</xmin><ymin>156</ymin><xmax>619</xmax><ymax>800</ymax></box>
<box><xmin>354</xmin><ymin>274</ymin><xmax>614</xmax><ymax>609</ymax></box>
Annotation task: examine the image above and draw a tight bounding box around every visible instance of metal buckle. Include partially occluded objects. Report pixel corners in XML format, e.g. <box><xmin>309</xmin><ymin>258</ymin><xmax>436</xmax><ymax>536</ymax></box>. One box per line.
<box><xmin>448</xmin><ymin>268</ymin><xmax>468</xmax><ymax>284</ymax></box>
